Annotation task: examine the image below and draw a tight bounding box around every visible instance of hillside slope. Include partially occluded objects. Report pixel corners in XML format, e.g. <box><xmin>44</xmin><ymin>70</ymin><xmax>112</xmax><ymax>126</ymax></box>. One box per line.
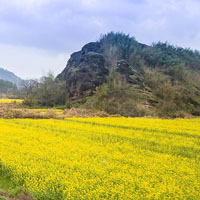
<box><xmin>0</xmin><ymin>68</ymin><xmax>22</xmax><ymax>86</ymax></box>
<box><xmin>58</xmin><ymin>32</ymin><xmax>200</xmax><ymax>117</ymax></box>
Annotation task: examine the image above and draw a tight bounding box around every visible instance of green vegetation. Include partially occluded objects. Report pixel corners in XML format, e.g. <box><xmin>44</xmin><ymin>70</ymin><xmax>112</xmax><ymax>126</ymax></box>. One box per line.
<box><xmin>0</xmin><ymin>68</ymin><xmax>22</xmax><ymax>87</ymax></box>
<box><xmin>0</xmin><ymin>80</ymin><xmax>17</xmax><ymax>93</ymax></box>
<box><xmin>85</xmin><ymin>72</ymin><xmax>146</xmax><ymax>117</ymax></box>
<box><xmin>0</xmin><ymin>167</ymin><xmax>22</xmax><ymax>199</ymax></box>
<box><xmin>95</xmin><ymin>32</ymin><xmax>200</xmax><ymax>117</ymax></box>
<box><xmin>22</xmin><ymin>73</ymin><xmax>67</xmax><ymax>107</ymax></box>
<box><xmin>16</xmin><ymin>32</ymin><xmax>200</xmax><ymax>118</ymax></box>
<box><xmin>100</xmin><ymin>32</ymin><xmax>200</xmax><ymax>70</ymax></box>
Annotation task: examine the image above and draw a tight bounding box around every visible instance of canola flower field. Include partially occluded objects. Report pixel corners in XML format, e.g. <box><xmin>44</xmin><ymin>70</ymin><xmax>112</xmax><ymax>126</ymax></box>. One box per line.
<box><xmin>0</xmin><ymin>99</ymin><xmax>23</xmax><ymax>103</ymax></box>
<box><xmin>0</xmin><ymin>117</ymin><xmax>199</xmax><ymax>199</ymax></box>
<box><xmin>28</xmin><ymin>108</ymin><xmax>64</xmax><ymax>114</ymax></box>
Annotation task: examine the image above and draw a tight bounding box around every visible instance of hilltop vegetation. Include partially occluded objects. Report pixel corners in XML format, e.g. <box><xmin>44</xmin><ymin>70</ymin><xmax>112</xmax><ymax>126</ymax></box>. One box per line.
<box><xmin>21</xmin><ymin>32</ymin><xmax>200</xmax><ymax>118</ymax></box>
<box><xmin>57</xmin><ymin>32</ymin><xmax>200</xmax><ymax>117</ymax></box>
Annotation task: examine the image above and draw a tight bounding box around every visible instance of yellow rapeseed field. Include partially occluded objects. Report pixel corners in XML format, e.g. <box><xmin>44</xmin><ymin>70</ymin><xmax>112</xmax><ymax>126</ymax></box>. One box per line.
<box><xmin>0</xmin><ymin>117</ymin><xmax>199</xmax><ymax>199</ymax></box>
<box><xmin>0</xmin><ymin>99</ymin><xmax>23</xmax><ymax>103</ymax></box>
<box><xmin>28</xmin><ymin>108</ymin><xmax>64</xmax><ymax>114</ymax></box>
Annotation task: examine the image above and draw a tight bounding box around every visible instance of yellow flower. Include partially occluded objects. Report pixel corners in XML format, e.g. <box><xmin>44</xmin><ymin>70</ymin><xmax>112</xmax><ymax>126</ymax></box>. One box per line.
<box><xmin>0</xmin><ymin>117</ymin><xmax>199</xmax><ymax>199</ymax></box>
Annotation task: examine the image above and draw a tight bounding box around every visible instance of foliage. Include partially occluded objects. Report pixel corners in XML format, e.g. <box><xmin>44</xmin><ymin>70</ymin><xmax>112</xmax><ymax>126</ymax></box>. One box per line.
<box><xmin>21</xmin><ymin>79</ymin><xmax>38</xmax><ymax>107</ymax></box>
<box><xmin>19</xmin><ymin>32</ymin><xmax>200</xmax><ymax>117</ymax></box>
<box><xmin>85</xmin><ymin>71</ymin><xmax>145</xmax><ymax>117</ymax></box>
<box><xmin>100</xmin><ymin>32</ymin><xmax>140</xmax><ymax>66</ymax></box>
<box><xmin>22</xmin><ymin>73</ymin><xmax>68</xmax><ymax>107</ymax></box>
<box><xmin>88</xmin><ymin>32</ymin><xmax>200</xmax><ymax>117</ymax></box>
<box><xmin>0</xmin><ymin>80</ymin><xmax>17</xmax><ymax>93</ymax></box>
<box><xmin>143</xmin><ymin>67</ymin><xmax>200</xmax><ymax>117</ymax></box>
<box><xmin>0</xmin><ymin>68</ymin><xmax>22</xmax><ymax>86</ymax></box>
<box><xmin>100</xmin><ymin>32</ymin><xmax>200</xmax><ymax>71</ymax></box>
<box><xmin>0</xmin><ymin>170</ymin><xmax>23</xmax><ymax>199</ymax></box>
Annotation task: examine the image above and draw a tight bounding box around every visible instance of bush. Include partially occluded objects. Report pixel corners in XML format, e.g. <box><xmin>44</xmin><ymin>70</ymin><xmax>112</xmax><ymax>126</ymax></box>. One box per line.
<box><xmin>85</xmin><ymin>72</ymin><xmax>146</xmax><ymax>117</ymax></box>
<box><xmin>22</xmin><ymin>73</ymin><xmax>68</xmax><ymax>107</ymax></box>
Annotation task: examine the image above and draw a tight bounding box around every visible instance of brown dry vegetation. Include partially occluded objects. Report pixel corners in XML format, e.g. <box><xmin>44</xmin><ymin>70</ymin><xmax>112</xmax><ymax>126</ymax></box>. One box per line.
<box><xmin>0</xmin><ymin>103</ymin><xmax>109</xmax><ymax>119</ymax></box>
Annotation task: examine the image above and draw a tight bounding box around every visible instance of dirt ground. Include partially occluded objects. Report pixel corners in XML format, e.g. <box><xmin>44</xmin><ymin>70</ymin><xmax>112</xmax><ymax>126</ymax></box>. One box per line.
<box><xmin>0</xmin><ymin>191</ymin><xmax>33</xmax><ymax>200</ymax></box>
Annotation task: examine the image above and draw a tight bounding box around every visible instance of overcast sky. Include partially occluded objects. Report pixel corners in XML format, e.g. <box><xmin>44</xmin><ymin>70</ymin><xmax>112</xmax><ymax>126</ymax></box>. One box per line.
<box><xmin>0</xmin><ymin>0</ymin><xmax>200</xmax><ymax>79</ymax></box>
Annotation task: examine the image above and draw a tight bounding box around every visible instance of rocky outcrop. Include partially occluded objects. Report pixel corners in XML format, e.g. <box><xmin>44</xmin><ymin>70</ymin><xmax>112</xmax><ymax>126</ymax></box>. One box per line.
<box><xmin>57</xmin><ymin>42</ymin><xmax>108</xmax><ymax>99</ymax></box>
<box><xmin>57</xmin><ymin>41</ymin><xmax>145</xmax><ymax>99</ymax></box>
<box><xmin>56</xmin><ymin>32</ymin><xmax>200</xmax><ymax>117</ymax></box>
<box><xmin>116</xmin><ymin>60</ymin><xmax>143</xmax><ymax>84</ymax></box>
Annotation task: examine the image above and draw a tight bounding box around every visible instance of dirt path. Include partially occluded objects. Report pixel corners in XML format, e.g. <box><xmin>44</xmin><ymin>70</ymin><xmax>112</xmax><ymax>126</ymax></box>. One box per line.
<box><xmin>0</xmin><ymin>190</ymin><xmax>33</xmax><ymax>200</ymax></box>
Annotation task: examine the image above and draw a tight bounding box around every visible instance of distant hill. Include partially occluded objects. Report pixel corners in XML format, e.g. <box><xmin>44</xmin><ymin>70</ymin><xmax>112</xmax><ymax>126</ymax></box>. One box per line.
<box><xmin>57</xmin><ymin>32</ymin><xmax>200</xmax><ymax>117</ymax></box>
<box><xmin>0</xmin><ymin>68</ymin><xmax>22</xmax><ymax>86</ymax></box>
<box><xmin>0</xmin><ymin>79</ymin><xmax>17</xmax><ymax>93</ymax></box>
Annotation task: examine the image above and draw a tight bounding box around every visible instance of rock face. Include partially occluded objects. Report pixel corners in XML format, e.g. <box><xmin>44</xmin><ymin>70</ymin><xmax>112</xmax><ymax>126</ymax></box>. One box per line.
<box><xmin>57</xmin><ymin>32</ymin><xmax>200</xmax><ymax>117</ymax></box>
<box><xmin>57</xmin><ymin>41</ymin><xmax>145</xmax><ymax>99</ymax></box>
<box><xmin>57</xmin><ymin>42</ymin><xmax>109</xmax><ymax>99</ymax></box>
<box><xmin>116</xmin><ymin>60</ymin><xmax>141</xmax><ymax>83</ymax></box>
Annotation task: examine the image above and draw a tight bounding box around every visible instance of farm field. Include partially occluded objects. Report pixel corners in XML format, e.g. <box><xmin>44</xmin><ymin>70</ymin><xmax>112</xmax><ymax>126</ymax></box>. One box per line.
<box><xmin>0</xmin><ymin>99</ymin><xmax>23</xmax><ymax>104</ymax></box>
<box><xmin>0</xmin><ymin>117</ymin><xmax>199</xmax><ymax>199</ymax></box>
<box><xmin>28</xmin><ymin>108</ymin><xmax>63</xmax><ymax>114</ymax></box>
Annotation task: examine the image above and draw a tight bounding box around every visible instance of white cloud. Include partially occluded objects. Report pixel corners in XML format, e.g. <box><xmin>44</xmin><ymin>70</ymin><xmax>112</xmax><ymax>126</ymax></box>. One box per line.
<box><xmin>0</xmin><ymin>43</ymin><xmax>69</xmax><ymax>79</ymax></box>
<box><xmin>0</xmin><ymin>0</ymin><xmax>200</xmax><ymax>78</ymax></box>
<box><xmin>80</xmin><ymin>0</ymin><xmax>99</xmax><ymax>8</ymax></box>
<box><xmin>0</xmin><ymin>0</ymin><xmax>48</xmax><ymax>9</ymax></box>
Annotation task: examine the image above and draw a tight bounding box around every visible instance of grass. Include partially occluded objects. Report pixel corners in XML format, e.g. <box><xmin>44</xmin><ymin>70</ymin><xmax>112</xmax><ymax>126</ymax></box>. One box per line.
<box><xmin>0</xmin><ymin>169</ymin><xmax>22</xmax><ymax>199</ymax></box>
<box><xmin>0</xmin><ymin>117</ymin><xmax>199</xmax><ymax>199</ymax></box>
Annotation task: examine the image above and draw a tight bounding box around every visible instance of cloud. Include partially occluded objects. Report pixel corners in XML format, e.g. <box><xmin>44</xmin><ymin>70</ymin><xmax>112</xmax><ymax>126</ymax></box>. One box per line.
<box><xmin>0</xmin><ymin>0</ymin><xmax>105</xmax><ymax>52</ymax></box>
<box><xmin>1</xmin><ymin>0</ymin><xmax>199</xmax><ymax>51</ymax></box>
<box><xmin>0</xmin><ymin>0</ymin><xmax>49</xmax><ymax>10</ymax></box>
<box><xmin>0</xmin><ymin>43</ymin><xmax>68</xmax><ymax>79</ymax></box>
<box><xmin>0</xmin><ymin>0</ymin><xmax>200</xmax><ymax>78</ymax></box>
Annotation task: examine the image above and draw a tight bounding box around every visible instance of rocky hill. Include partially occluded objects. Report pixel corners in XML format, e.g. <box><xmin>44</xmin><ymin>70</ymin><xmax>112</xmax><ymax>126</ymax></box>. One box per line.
<box><xmin>0</xmin><ymin>68</ymin><xmax>22</xmax><ymax>87</ymax></box>
<box><xmin>58</xmin><ymin>32</ymin><xmax>200</xmax><ymax>117</ymax></box>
